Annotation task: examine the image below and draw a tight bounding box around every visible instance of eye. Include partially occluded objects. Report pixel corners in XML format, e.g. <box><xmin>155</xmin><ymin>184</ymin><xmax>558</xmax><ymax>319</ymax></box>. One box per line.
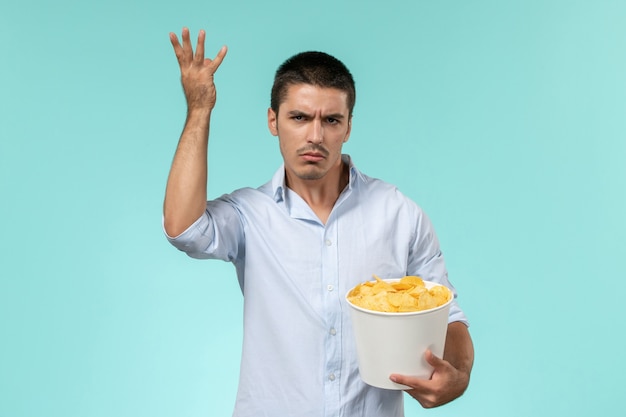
<box><xmin>327</xmin><ymin>117</ymin><xmax>339</xmax><ymax>125</ymax></box>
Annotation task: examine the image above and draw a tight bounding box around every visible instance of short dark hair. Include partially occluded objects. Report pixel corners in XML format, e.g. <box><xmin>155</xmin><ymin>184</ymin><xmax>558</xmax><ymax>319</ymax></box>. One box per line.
<box><xmin>270</xmin><ymin>51</ymin><xmax>356</xmax><ymax>116</ymax></box>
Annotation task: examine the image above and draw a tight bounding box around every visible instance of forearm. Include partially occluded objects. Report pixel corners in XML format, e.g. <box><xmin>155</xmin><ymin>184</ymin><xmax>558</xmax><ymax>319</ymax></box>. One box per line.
<box><xmin>163</xmin><ymin>108</ymin><xmax>212</xmax><ymax>236</ymax></box>
<box><xmin>443</xmin><ymin>321</ymin><xmax>474</xmax><ymax>376</ymax></box>
<box><xmin>164</xmin><ymin>28</ymin><xmax>227</xmax><ymax>237</ymax></box>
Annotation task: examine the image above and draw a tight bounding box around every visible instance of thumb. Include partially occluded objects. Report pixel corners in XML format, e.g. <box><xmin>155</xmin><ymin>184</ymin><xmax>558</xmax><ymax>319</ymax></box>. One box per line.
<box><xmin>424</xmin><ymin>349</ymin><xmax>446</xmax><ymax>368</ymax></box>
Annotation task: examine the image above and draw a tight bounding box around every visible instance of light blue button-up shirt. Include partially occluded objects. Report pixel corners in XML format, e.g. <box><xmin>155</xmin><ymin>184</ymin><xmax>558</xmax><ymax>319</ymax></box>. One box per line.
<box><xmin>166</xmin><ymin>155</ymin><xmax>468</xmax><ymax>417</ymax></box>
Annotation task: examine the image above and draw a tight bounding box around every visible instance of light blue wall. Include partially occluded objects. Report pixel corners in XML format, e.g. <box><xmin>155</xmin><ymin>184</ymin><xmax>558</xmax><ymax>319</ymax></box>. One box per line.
<box><xmin>1</xmin><ymin>1</ymin><xmax>625</xmax><ymax>416</ymax></box>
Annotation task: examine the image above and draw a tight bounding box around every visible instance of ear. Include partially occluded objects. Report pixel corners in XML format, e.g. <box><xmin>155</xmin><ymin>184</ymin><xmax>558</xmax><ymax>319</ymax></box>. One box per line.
<box><xmin>268</xmin><ymin>108</ymin><xmax>278</xmax><ymax>136</ymax></box>
<box><xmin>343</xmin><ymin>116</ymin><xmax>352</xmax><ymax>143</ymax></box>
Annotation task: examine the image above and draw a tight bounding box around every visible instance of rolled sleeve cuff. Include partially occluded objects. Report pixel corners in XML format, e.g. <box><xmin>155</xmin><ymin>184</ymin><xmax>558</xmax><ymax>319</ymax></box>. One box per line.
<box><xmin>162</xmin><ymin>214</ymin><xmax>215</xmax><ymax>259</ymax></box>
<box><xmin>447</xmin><ymin>300</ymin><xmax>469</xmax><ymax>327</ymax></box>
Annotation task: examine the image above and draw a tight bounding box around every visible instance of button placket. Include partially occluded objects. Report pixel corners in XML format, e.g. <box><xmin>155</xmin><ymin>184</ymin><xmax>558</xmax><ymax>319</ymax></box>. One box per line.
<box><xmin>321</xmin><ymin>221</ymin><xmax>341</xmax><ymax>413</ymax></box>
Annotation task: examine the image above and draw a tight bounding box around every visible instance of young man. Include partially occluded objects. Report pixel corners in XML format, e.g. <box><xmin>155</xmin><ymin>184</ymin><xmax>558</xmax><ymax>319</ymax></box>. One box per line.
<box><xmin>163</xmin><ymin>28</ymin><xmax>474</xmax><ymax>417</ymax></box>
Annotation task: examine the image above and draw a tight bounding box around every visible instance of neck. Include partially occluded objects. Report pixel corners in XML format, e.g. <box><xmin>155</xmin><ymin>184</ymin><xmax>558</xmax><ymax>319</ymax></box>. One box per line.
<box><xmin>285</xmin><ymin>161</ymin><xmax>349</xmax><ymax>224</ymax></box>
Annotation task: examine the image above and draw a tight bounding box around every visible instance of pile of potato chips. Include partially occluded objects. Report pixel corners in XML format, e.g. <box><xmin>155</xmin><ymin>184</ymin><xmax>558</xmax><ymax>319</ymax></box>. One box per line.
<box><xmin>347</xmin><ymin>275</ymin><xmax>451</xmax><ymax>313</ymax></box>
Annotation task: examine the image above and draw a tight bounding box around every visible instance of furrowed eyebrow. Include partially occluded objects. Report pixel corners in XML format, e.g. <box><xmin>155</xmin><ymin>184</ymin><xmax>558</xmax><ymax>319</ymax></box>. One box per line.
<box><xmin>287</xmin><ymin>110</ymin><xmax>346</xmax><ymax>120</ymax></box>
<box><xmin>288</xmin><ymin>110</ymin><xmax>311</xmax><ymax>117</ymax></box>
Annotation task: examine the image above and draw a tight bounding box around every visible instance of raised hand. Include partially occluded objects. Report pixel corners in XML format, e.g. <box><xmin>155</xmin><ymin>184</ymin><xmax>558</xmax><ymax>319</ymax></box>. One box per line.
<box><xmin>169</xmin><ymin>27</ymin><xmax>227</xmax><ymax>112</ymax></box>
<box><xmin>163</xmin><ymin>28</ymin><xmax>227</xmax><ymax>237</ymax></box>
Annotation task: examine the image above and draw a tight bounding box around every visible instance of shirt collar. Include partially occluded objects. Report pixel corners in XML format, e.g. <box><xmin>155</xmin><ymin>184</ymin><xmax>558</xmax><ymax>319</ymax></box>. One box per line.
<box><xmin>270</xmin><ymin>154</ymin><xmax>365</xmax><ymax>203</ymax></box>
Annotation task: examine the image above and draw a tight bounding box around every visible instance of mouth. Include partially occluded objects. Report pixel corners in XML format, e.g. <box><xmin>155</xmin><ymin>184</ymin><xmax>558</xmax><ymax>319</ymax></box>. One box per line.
<box><xmin>298</xmin><ymin>145</ymin><xmax>328</xmax><ymax>163</ymax></box>
<box><xmin>300</xmin><ymin>152</ymin><xmax>326</xmax><ymax>162</ymax></box>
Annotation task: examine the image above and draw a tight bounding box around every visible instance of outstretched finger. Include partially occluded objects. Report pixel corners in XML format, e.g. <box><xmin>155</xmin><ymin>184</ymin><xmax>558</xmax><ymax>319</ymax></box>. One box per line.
<box><xmin>209</xmin><ymin>45</ymin><xmax>228</xmax><ymax>71</ymax></box>
<box><xmin>169</xmin><ymin>32</ymin><xmax>184</xmax><ymax>61</ymax></box>
<box><xmin>180</xmin><ymin>27</ymin><xmax>193</xmax><ymax>62</ymax></box>
<box><xmin>194</xmin><ymin>30</ymin><xmax>206</xmax><ymax>64</ymax></box>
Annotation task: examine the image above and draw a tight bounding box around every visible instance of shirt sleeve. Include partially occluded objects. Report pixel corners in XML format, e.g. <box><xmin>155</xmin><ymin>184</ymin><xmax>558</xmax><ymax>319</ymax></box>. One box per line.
<box><xmin>408</xmin><ymin>208</ymin><xmax>469</xmax><ymax>326</ymax></box>
<box><xmin>163</xmin><ymin>197</ymin><xmax>245</xmax><ymax>262</ymax></box>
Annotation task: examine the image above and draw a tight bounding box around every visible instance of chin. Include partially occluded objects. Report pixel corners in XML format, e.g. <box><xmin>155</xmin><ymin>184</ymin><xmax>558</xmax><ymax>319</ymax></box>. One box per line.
<box><xmin>297</xmin><ymin>172</ymin><xmax>326</xmax><ymax>181</ymax></box>
<box><xmin>295</xmin><ymin>167</ymin><xmax>327</xmax><ymax>181</ymax></box>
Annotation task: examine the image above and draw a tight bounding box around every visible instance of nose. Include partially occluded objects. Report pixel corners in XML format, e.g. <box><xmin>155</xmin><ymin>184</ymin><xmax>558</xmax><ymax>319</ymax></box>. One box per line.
<box><xmin>308</xmin><ymin>119</ymin><xmax>323</xmax><ymax>144</ymax></box>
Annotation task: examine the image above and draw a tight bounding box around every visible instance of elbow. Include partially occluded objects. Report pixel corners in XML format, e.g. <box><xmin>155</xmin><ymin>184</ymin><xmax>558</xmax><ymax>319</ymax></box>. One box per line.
<box><xmin>163</xmin><ymin>217</ymin><xmax>193</xmax><ymax>238</ymax></box>
<box><xmin>163</xmin><ymin>221</ymin><xmax>182</xmax><ymax>238</ymax></box>
<box><xmin>163</xmin><ymin>202</ymin><xmax>206</xmax><ymax>238</ymax></box>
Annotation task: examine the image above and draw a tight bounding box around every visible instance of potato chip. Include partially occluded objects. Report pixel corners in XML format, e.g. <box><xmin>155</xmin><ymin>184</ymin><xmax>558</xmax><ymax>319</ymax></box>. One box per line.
<box><xmin>400</xmin><ymin>275</ymin><xmax>425</xmax><ymax>287</ymax></box>
<box><xmin>347</xmin><ymin>275</ymin><xmax>451</xmax><ymax>313</ymax></box>
<box><xmin>391</xmin><ymin>282</ymin><xmax>412</xmax><ymax>291</ymax></box>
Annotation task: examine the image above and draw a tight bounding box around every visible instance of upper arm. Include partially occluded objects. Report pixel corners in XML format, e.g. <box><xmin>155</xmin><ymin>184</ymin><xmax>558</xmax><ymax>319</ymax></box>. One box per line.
<box><xmin>165</xmin><ymin>197</ymin><xmax>245</xmax><ymax>262</ymax></box>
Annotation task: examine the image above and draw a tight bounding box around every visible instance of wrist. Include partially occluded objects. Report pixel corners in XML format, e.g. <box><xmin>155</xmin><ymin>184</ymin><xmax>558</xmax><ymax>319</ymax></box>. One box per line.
<box><xmin>186</xmin><ymin>106</ymin><xmax>212</xmax><ymax>118</ymax></box>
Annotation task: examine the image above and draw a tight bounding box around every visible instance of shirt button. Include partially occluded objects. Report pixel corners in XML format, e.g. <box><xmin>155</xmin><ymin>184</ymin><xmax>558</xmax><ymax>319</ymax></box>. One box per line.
<box><xmin>329</xmin><ymin>373</ymin><xmax>336</xmax><ymax>381</ymax></box>
<box><xmin>325</xmin><ymin>239</ymin><xmax>332</xmax><ymax>246</ymax></box>
<box><xmin>327</xmin><ymin>284</ymin><xmax>334</xmax><ymax>292</ymax></box>
<box><xmin>330</xmin><ymin>328</ymin><xmax>337</xmax><ymax>336</ymax></box>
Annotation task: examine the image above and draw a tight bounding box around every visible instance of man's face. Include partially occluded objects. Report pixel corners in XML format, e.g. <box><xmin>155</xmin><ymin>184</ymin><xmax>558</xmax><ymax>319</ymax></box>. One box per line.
<box><xmin>268</xmin><ymin>84</ymin><xmax>352</xmax><ymax>184</ymax></box>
